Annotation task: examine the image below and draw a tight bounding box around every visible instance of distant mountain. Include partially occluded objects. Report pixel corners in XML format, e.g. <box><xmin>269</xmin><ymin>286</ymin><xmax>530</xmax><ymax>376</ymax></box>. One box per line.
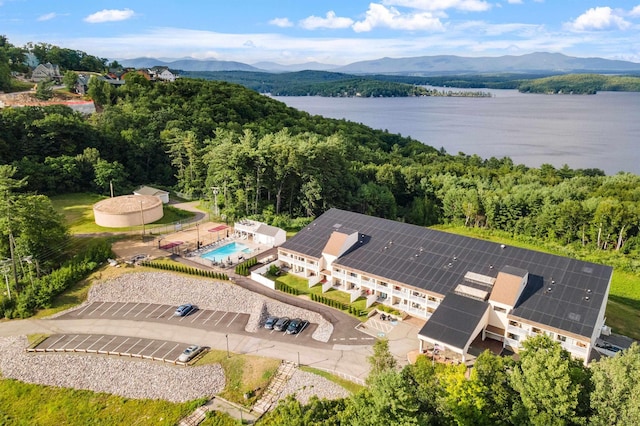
<box><xmin>334</xmin><ymin>52</ymin><xmax>640</xmax><ymax>75</ymax></box>
<box><xmin>116</xmin><ymin>52</ymin><xmax>640</xmax><ymax>75</ymax></box>
<box><xmin>117</xmin><ymin>57</ymin><xmax>261</xmax><ymax>72</ymax></box>
<box><xmin>252</xmin><ymin>61</ymin><xmax>338</xmax><ymax>72</ymax></box>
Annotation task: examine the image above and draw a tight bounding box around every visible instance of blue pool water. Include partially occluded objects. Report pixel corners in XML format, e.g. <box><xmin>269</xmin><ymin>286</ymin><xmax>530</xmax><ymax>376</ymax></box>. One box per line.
<box><xmin>200</xmin><ymin>242</ymin><xmax>251</xmax><ymax>261</ymax></box>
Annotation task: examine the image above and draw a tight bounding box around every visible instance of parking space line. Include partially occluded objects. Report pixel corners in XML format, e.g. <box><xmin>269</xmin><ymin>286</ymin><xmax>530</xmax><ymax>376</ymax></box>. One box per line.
<box><xmin>139</xmin><ymin>339</ymin><xmax>156</xmax><ymax>354</ymax></box>
<box><xmin>122</xmin><ymin>303</ymin><xmax>141</xmax><ymax>317</ymax></box>
<box><xmin>149</xmin><ymin>341</ymin><xmax>168</xmax><ymax>358</ymax></box>
<box><xmin>214</xmin><ymin>312</ymin><xmax>229</xmax><ymax>327</ymax></box>
<box><xmin>202</xmin><ymin>310</ymin><xmax>218</xmax><ymax>324</ymax></box>
<box><xmin>145</xmin><ymin>304</ymin><xmax>163</xmax><ymax>318</ymax></box>
<box><xmin>64</xmin><ymin>335</ymin><xmax>81</xmax><ymax>348</ymax></box>
<box><xmin>98</xmin><ymin>336</ymin><xmax>117</xmax><ymax>352</ymax></box>
<box><xmin>110</xmin><ymin>303</ymin><xmax>130</xmax><ymax>317</ymax></box>
<box><xmin>111</xmin><ymin>337</ymin><xmax>131</xmax><ymax>353</ymax></box>
<box><xmin>45</xmin><ymin>334</ymin><xmax>68</xmax><ymax>349</ymax></box>
<box><xmin>75</xmin><ymin>302</ymin><xmax>98</xmax><ymax>316</ymax></box>
<box><xmin>161</xmin><ymin>343</ymin><xmax>180</xmax><ymax>360</ymax></box>
<box><xmin>73</xmin><ymin>335</ymin><xmax>93</xmax><ymax>350</ymax></box>
<box><xmin>87</xmin><ymin>335</ymin><xmax>105</xmax><ymax>350</ymax></box>
<box><xmin>226</xmin><ymin>312</ymin><xmax>240</xmax><ymax>327</ymax></box>
<box><xmin>190</xmin><ymin>309</ymin><xmax>207</xmax><ymax>323</ymax></box>
<box><xmin>123</xmin><ymin>338</ymin><xmax>143</xmax><ymax>354</ymax></box>
<box><xmin>85</xmin><ymin>301</ymin><xmax>106</xmax><ymax>316</ymax></box>
<box><xmin>134</xmin><ymin>304</ymin><xmax>152</xmax><ymax>318</ymax></box>
<box><xmin>160</xmin><ymin>306</ymin><xmax>175</xmax><ymax>319</ymax></box>
<box><xmin>99</xmin><ymin>302</ymin><xmax>116</xmax><ymax>316</ymax></box>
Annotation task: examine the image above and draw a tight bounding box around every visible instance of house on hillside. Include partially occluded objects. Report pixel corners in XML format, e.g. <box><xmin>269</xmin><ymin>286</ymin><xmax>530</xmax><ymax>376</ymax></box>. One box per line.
<box><xmin>74</xmin><ymin>74</ymin><xmax>91</xmax><ymax>95</ymax></box>
<box><xmin>234</xmin><ymin>219</ymin><xmax>286</xmax><ymax>248</ymax></box>
<box><xmin>32</xmin><ymin>63</ymin><xmax>62</xmax><ymax>82</ymax></box>
<box><xmin>277</xmin><ymin>208</ymin><xmax>613</xmax><ymax>365</ymax></box>
<box><xmin>133</xmin><ymin>186</ymin><xmax>170</xmax><ymax>204</ymax></box>
<box><xmin>151</xmin><ymin>66</ymin><xmax>178</xmax><ymax>82</ymax></box>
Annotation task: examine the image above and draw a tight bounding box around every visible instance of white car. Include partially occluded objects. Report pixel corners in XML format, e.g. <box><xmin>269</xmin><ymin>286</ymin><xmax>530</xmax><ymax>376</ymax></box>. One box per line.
<box><xmin>178</xmin><ymin>344</ymin><xmax>204</xmax><ymax>363</ymax></box>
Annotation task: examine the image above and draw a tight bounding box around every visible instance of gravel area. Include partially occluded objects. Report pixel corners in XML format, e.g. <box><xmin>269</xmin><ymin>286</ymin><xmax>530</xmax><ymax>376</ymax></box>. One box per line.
<box><xmin>278</xmin><ymin>370</ymin><xmax>351</xmax><ymax>405</ymax></box>
<box><xmin>0</xmin><ymin>336</ymin><xmax>224</xmax><ymax>402</ymax></box>
<box><xmin>80</xmin><ymin>271</ymin><xmax>333</xmax><ymax>342</ymax></box>
<box><xmin>0</xmin><ymin>272</ymin><xmax>342</xmax><ymax>404</ymax></box>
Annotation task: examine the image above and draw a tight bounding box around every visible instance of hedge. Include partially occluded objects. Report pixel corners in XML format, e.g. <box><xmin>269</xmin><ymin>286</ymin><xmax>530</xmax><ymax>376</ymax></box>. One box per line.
<box><xmin>140</xmin><ymin>261</ymin><xmax>229</xmax><ymax>281</ymax></box>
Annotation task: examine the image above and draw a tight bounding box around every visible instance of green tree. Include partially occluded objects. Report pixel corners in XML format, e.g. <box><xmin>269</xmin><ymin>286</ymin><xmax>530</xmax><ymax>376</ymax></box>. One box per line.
<box><xmin>62</xmin><ymin>70</ymin><xmax>78</xmax><ymax>92</ymax></box>
<box><xmin>87</xmin><ymin>76</ymin><xmax>111</xmax><ymax>106</ymax></box>
<box><xmin>34</xmin><ymin>79</ymin><xmax>53</xmax><ymax>100</ymax></box>
<box><xmin>510</xmin><ymin>335</ymin><xmax>588</xmax><ymax>426</ymax></box>
<box><xmin>590</xmin><ymin>343</ymin><xmax>640</xmax><ymax>425</ymax></box>
<box><xmin>93</xmin><ymin>159</ymin><xmax>127</xmax><ymax>194</ymax></box>
<box><xmin>367</xmin><ymin>339</ymin><xmax>397</xmax><ymax>381</ymax></box>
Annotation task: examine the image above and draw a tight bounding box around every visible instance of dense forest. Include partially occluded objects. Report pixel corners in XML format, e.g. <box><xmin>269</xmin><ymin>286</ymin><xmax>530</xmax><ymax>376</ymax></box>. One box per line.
<box><xmin>259</xmin><ymin>337</ymin><xmax>640</xmax><ymax>425</ymax></box>
<box><xmin>181</xmin><ymin>69</ymin><xmax>640</xmax><ymax>95</ymax></box>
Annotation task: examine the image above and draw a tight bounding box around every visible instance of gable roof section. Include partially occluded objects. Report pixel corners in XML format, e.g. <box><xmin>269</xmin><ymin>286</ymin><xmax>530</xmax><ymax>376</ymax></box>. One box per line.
<box><xmin>134</xmin><ymin>186</ymin><xmax>168</xmax><ymax>196</ymax></box>
<box><xmin>280</xmin><ymin>208</ymin><xmax>612</xmax><ymax>338</ymax></box>
<box><xmin>256</xmin><ymin>223</ymin><xmax>281</xmax><ymax>237</ymax></box>
<box><xmin>489</xmin><ymin>266</ymin><xmax>528</xmax><ymax>307</ymax></box>
<box><xmin>418</xmin><ymin>292</ymin><xmax>489</xmax><ymax>349</ymax></box>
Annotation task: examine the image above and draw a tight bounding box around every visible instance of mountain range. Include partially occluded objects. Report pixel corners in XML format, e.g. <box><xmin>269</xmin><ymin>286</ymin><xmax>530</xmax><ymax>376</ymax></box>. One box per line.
<box><xmin>118</xmin><ymin>52</ymin><xmax>640</xmax><ymax>75</ymax></box>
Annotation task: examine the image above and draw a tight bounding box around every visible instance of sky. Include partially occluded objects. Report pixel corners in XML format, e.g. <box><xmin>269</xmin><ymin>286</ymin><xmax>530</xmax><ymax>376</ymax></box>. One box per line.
<box><xmin>2</xmin><ymin>0</ymin><xmax>640</xmax><ymax>65</ymax></box>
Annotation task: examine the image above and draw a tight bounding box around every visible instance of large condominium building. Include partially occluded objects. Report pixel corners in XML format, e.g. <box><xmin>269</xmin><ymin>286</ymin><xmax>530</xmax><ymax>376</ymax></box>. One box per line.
<box><xmin>277</xmin><ymin>208</ymin><xmax>612</xmax><ymax>363</ymax></box>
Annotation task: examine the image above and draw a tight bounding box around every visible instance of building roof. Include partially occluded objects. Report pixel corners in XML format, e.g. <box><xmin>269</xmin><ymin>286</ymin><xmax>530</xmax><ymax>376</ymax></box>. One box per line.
<box><xmin>418</xmin><ymin>292</ymin><xmax>489</xmax><ymax>349</ymax></box>
<box><xmin>134</xmin><ymin>186</ymin><xmax>169</xmax><ymax>196</ymax></box>
<box><xmin>489</xmin><ymin>268</ymin><xmax>527</xmax><ymax>307</ymax></box>
<box><xmin>256</xmin><ymin>223</ymin><xmax>282</xmax><ymax>238</ymax></box>
<box><xmin>280</xmin><ymin>208</ymin><xmax>612</xmax><ymax>338</ymax></box>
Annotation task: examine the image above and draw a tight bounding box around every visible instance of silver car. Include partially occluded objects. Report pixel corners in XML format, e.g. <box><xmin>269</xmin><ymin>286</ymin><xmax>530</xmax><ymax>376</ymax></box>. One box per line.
<box><xmin>178</xmin><ymin>344</ymin><xmax>203</xmax><ymax>362</ymax></box>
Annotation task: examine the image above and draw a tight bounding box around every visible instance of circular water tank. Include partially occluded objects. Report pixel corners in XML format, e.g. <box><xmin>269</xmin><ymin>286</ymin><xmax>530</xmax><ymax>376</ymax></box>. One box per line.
<box><xmin>93</xmin><ymin>195</ymin><xmax>163</xmax><ymax>228</ymax></box>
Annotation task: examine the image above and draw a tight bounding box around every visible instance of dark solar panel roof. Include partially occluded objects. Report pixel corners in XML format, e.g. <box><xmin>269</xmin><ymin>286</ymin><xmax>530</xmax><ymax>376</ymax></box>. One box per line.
<box><xmin>280</xmin><ymin>209</ymin><xmax>613</xmax><ymax>338</ymax></box>
<box><xmin>418</xmin><ymin>293</ymin><xmax>489</xmax><ymax>349</ymax></box>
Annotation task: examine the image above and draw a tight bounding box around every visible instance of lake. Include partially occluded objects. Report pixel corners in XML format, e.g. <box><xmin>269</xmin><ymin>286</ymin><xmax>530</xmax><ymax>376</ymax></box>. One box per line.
<box><xmin>274</xmin><ymin>90</ymin><xmax>640</xmax><ymax>176</ymax></box>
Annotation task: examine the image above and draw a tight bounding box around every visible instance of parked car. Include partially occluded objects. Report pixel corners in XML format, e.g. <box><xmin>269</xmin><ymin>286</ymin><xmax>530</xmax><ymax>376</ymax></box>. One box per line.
<box><xmin>174</xmin><ymin>304</ymin><xmax>195</xmax><ymax>317</ymax></box>
<box><xmin>178</xmin><ymin>344</ymin><xmax>204</xmax><ymax>362</ymax></box>
<box><xmin>264</xmin><ymin>316</ymin><xmax>279</xmax><ymax>330</ymax></box>
<box><xmin>286</xmin><ymin>318</ymin><xmax>309</xmax><ymax>335</ymax></box>
<box><xmin>274</xmin><ymin>317</ymin><xmax>290</xmax><ymax>331</ymax></box>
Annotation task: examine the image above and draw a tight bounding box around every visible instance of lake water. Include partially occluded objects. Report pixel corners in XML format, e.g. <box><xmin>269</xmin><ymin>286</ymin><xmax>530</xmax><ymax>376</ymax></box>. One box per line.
<box><xmin>274</xmin><ymin>90</ymin><xmax>640</xmax><ymax>175</ymax></box>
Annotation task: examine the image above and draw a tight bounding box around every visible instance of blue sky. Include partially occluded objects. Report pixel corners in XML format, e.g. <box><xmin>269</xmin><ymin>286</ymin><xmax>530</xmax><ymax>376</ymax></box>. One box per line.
<box><xmin>2</xmin><ymin>0</ymin><xmax>640</xmax><ymax>65</ymax></box>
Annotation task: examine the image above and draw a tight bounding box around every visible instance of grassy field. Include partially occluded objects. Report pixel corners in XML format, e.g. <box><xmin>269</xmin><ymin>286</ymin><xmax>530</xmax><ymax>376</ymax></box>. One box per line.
<box><xmin>0</xmin><ymin>378</ymin><xmax>205</xmax><ymax>426</ymax></box>
<box><xmin>300</xmin><ymin>366</ymin><xmax>365</xmax><ymax>394</ymax></box>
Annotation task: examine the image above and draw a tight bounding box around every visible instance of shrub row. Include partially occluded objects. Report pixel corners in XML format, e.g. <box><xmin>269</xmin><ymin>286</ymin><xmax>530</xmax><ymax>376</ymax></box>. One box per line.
<box><xmin>140</xmin><ymin>261</ymin><xmax>228</xmax><ymax>281</ymax></box>
<box><xmin>1</xmin><ymin>239</ymin><xmax>112</xmax><ymax>319</ymax></box>
<box><xmin>310</xmin><ymin>293</ymin><xmax>349</xmax><ymax>311</ymax></box>
<box><xmin>275</xmin><ymin>281</ymin><xmax>299</xmax><ymax>295</ymax></box>
<box><xmin>235</xmin><ymin>257</ymin><xmax>258</xmax><ymax>276</ymax></box>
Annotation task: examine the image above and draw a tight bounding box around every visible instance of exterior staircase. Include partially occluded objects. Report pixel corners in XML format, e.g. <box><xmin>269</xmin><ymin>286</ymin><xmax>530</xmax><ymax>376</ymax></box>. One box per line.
<box><xmin>252</xmin><ymin>360</ymin><xmax>297</xmax><ymax>415</ymax></box>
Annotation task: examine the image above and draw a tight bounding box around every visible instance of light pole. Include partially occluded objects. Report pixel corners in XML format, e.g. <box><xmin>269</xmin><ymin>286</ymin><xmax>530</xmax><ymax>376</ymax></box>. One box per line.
<box><xmin>211</xmin><ymin>187</ymin><xmax>219</xmax><ymax>217</ymax></box>
<box><xmin>196</xmin><ymin>223</ymin><xmax>200</xmax><ymax>249</ymax></box>
<box><xmin>225</xmin><ymin>334</ymin><xmax>230</xmax><ymax>358</ymax></box>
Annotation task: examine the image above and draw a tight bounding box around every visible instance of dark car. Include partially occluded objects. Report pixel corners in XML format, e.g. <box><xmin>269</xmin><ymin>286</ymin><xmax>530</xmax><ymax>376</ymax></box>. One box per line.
<box><xmin>274</xmin><ymin>316</ymin><xmax>290</xmax><ymax>331</ymax></box>
<box><xmin>264</xmin><ymin>316</ymin><xmax>279</xmax><ymax>330</ymax></box>
<box><xmin>286</xmin><ymin>318</ymin><xmax>309</xmax><ymax>335</ymax></box>
<box><xmin>178</xmin><ymin>344</ymin><xmax>204</xmax><ymax>362</ymax></box>
<box><xmin>174</xmin><ymin>304</ymin><xmax>195</xmax><ymax>317</ymax></box>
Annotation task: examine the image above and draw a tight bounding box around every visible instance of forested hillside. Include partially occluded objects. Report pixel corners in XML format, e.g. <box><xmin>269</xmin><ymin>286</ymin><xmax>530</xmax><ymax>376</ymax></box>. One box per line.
<box><xmin>2</xmin><ymin>77</ymin><xmax>638</xmax><ymax>269</ymax></box>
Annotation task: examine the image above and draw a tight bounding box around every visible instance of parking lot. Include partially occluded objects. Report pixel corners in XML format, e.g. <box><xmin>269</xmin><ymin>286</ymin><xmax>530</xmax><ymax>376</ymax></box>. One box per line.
<box><xmin>28</xmin><ymin>334</ymin><xmax>191</xmax><ymax>364</ymax></box>
<box><xmin>58</xmin><ymin>302</ymin><xmax>323</xmax><ymax>346</ymax></box>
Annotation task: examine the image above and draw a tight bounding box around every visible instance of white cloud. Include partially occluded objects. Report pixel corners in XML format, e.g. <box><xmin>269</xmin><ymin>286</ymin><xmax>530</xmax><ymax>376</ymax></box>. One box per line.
<box><xmin>566</xmin><ymin>7</ymin><xmax>630</xmax><ymax>31</ymax></box>
<box><xmin>506</xmin><ymin>0</ymin><xmax>523</xmax><ymax>4</ymax></box>
<box><xmin>84</xmin><ymin>8</ymin><xmax>135</xmax><ymax>24</ymax></box>
<box><xmin>269</xmin><ymin>17</ymin><xmax>293</xmax><ymax>28</ymax></box>
<box><xmin>353</xmin><ymin>3</ymin><xmax>445</xmax><ymax>32</ymax></box>
<box><xmin>629</xmin><ymin>6</ymin><xmax>640</xmax><ymax>17</ymax></box>
<box><xmin>300</xmin><ymin>11</ymin><xmax>354</xmax><ymax>30</ymax></box>
<box><xmin>382</xmin><ymin>0</ymin><xmax>491</xmax><ymax>12</ymax></box>
<box><xmin>37</xmin><ymin>12</ymin><xmax>57</xmax><ymax>21</ymax></box>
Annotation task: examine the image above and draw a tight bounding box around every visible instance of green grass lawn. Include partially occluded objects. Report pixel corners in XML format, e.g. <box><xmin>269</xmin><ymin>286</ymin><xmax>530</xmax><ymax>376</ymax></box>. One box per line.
<box><xmin>50</xmin><ymin>193</ymin><xmax>196</xmax><ymax>235</ymax></box>
<box><xmin>0</xmin><ymin>378</ymin><xmax>204</xmax><ymax>426</ymax></box>
<box><xmin>300</xmin><ymin>366</ymin><xmax>365</xmax><ymax>395</ymax></box>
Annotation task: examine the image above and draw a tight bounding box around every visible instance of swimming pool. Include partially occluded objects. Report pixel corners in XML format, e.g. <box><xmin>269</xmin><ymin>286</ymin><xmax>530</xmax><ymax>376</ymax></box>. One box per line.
<box><xmin>200</xmin><ymin>242</ymin><xmax>251</xmax><ymax>261</ymax></box>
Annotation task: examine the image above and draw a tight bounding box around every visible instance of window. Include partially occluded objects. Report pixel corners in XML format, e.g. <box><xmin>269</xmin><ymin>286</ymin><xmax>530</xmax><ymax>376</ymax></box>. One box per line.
<box><xmin>556</xmin><ymin>334</ymin><xmax>566</xmax><ymax>342</ymax></box>
<box><xmin>507</xmin><ymin>333</ymin><xmax>520</xmax><ymax>341</ymax></box>
<box><xmin>379</xmin><ymin>282</ymin><xmax>388</xmax><ymax>287</ymax></box>
<box><xmin>350</xmin><ymin>272</ymin><xmax>357</xmax><ymax>278</ymax></box>
<box><xmin>428</xmin><ymin>296</ymin><xmax>437</xmax><ymax>302</ymax></box>
<box><xmin>509</xmin><ymin>320</ymin><xmax>521</xmax><ymax>328</ymax></box>
<box><xmin>575</xmin><ymin>341</ymin><xmax>587</xmax><ymax>348</ymax></box>
<box><xmin>531</xmin><ymin>327</ymin><xmax>542</xmax><ymax>334</ymax></box>
<box><xmin>494</xmin><ymin>306</ymin><xmax>507</xmax><ymax>313</ymax></box>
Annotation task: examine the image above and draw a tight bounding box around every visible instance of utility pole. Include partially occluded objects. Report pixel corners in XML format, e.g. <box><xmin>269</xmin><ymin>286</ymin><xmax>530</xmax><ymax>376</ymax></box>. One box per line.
<box><xmin>139</xmin><ymin>200</ymin><xmax>145</xmax><ymax>239</ymax></box>
<box><xmin>8</xmin><ymin>233</ymin><xmax>19</xmax><ymax>291</ymax></box>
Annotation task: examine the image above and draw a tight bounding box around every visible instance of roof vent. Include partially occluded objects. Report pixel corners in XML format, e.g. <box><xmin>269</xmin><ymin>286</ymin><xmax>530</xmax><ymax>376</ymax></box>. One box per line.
<box><xmin>586</xmin><ymin>289</ymin><xmax>592</xmax><ymax>294</ymax></box>
<box><xmin>584</xmin><ymin>296</ymin><xmax>591</xmax><ymax>301</ymax></box>
<box><xmin>415</xmin><ymin>253</ymin><xmax>419</xmax><ymax>257</ymax></box>
<box><xmin>489</xmin><ymin>264</ymin><xmax>494</xmax><ymax>269</ymax></box>
<box><xmin>501</xmin><ymin>244</ymin><xmax>506</xmax><ymax>249</ymax></box>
